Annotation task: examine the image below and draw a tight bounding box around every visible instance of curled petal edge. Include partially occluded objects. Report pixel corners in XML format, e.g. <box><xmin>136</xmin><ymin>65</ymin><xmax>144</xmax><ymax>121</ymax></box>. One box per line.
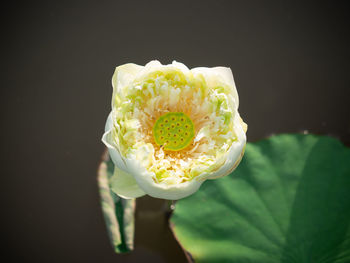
<box><xmin>125</xmin><ymin>160</ymin><xmax>203</xmax><ymax>200</ymax></box>
<box><xmin>110</xmin><ymin>167</ymin><xmax>146</xmax><ymax>199</ymax></box>
<box><xmin>196</xmin><ymin>113</ymin><xmax>247</xmax><ymax>181</ymax></box>
<box><xmin>101</xmin><ymin>113</ymin><xmax>128</xmax><ymax>172</ymax></box>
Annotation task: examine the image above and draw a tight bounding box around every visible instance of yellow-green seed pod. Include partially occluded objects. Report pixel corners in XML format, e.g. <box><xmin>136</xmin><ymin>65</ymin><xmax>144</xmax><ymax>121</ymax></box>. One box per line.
<box><xmin>153</xmin><ymin>112</ymin><xmax>195</xmax><ymax>151</ymax></box>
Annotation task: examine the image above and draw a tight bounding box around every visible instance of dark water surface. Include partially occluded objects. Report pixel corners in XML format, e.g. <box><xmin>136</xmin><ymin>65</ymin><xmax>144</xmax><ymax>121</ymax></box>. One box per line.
<box><xmin>3</xmin><ymin>1</ymin><xmax>350</xmax><ymax>262</ymax></box>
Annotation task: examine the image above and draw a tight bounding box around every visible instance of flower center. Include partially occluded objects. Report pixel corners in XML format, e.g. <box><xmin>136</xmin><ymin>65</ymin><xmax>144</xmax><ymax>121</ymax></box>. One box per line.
<box><xmin>153</xmin><ymin>112</ymin><xmax>195</xmax><ymax>151</ymax></box>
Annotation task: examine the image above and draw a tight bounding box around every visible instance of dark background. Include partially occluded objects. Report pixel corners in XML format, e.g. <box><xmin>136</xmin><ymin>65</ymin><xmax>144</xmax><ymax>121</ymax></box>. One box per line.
<box><xmin>3</xmin><ymin>1</ymin><xmax>350</xmax><ymax>262</ymax></box>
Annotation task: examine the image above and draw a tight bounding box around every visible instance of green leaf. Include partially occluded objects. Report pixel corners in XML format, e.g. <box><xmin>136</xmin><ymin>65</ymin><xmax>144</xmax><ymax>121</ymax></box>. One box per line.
<box><xmin>171</xmin><ymin>134</ymin><xmax>350</xmax><ymax>263</ymax></box>
<box><xmin>98</xmin><ymin>151</ymin><xmax>136</xmax><ymax>253</ymax></box>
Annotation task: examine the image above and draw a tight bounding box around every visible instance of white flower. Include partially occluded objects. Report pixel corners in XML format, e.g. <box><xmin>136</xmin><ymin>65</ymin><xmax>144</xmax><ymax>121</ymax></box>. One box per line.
<box><xmin>102</xmin><ymin>60</ymin><xmax>247</xmax><ymax>200</ymax></box>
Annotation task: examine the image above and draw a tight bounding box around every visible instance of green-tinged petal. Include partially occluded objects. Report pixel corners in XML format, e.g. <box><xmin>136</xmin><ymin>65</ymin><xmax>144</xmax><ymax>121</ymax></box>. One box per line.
<box><xmin>201</xmin><ymin>113</ymin><xmax>246</xmax><ymax>180</ymax></box>
<box><xmin>97</xmin><ymin>152</ymin><xmax>136</xmax><ymax>253</ymax></box>
<box><xmin>111</xmin><ymin>63</ymin><xmax>143</xmax><ymax>107</ymax></box>
<box><xmin>171</xmin><ymin>134</ymin><xmax>350</xmax><ymax>262</ymax></box>
<box><xmin>101</xmin><ymin>112</ymin><xmax>128</xmax><ymax>171</ymax></box>
<box><xmin>192</xmin><ymin>66</ymin><xmax>239</xmax><ymax>109</ymax></box>
<box><xmin>110</xmin><ymin>166</ymin><xmax>146</xmax><ymax>199</ymax></box>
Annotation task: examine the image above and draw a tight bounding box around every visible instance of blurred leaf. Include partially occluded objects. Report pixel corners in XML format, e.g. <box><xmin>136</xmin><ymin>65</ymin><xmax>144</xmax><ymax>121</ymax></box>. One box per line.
<box><xmin>171</xmin><ymin>134</ymin><xmax>350</xmax><ymax>263</ymax></box>
<box><xmin>98</xmin><ymin>151</ymin><xmax>136</xmax><ymax>253</ymax></box>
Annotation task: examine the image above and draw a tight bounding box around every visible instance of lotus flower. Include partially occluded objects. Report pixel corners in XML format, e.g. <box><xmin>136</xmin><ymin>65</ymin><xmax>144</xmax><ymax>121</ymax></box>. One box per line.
<box><xmin>102</xmin><ymin>60</ymin><xmax>247</xmax><ymax>200</ymax></box>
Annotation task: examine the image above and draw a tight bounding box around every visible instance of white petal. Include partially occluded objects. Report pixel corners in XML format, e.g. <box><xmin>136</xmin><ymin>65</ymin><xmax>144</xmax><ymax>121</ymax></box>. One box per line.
<box><xmin>201</xmin><ymin>113</ymin><xmax>246</xmax><ymax>180</ymax></box>
<box><xmin>104</xmin><ymin>110</ymin><xmax>113</xmax><ymax>131</ymax></box>
<box><xmin>110</xmin><ymin>166</ymin><xmax>145</xmax><ymax>199</ymax></box>
<box><xmin>194</xmin><ymin>126</ymin><xmax>210</xmax><ymax>142</ymax></box>
<box><xmin>137</xmin><ymin>60</ymin><xmax>190</xmax><ymax>79</ymax></box>
<box><xmin>101</xmin><ymin>112</ymin><xmax>128</xmax><ymax>171</ymax></box>
<box><xmin>144</xmin><ymin>60</ymin><xmax>163</xmax><ymax>69</ymax></box>
<box><xmin>124</xmin><ymin>157</ymin><xmax>203</xmax><ymax>200</ymax></box>
<box><xmin>137</xmin><ymin>60</ymin><xmax>163</xmax><ymax>77</ymax></box>
<box><xmin>111</xmin><ymin>63</ymin><xmax>144</xmax><ymax>107</ymax></box>
<box><xmin>171</xmin><ymin>60</ymin><xmax>191</xmax><ymax>74</ymax></box>
<box><xmin>112</xmin><ymin>63</ymin><xmax>144</xmax><ymax>90</ymax></box>
<box><xmin>191</xmin><ymin>66</ymin><xmax>239</xmax><ymax>109</ymax></box>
